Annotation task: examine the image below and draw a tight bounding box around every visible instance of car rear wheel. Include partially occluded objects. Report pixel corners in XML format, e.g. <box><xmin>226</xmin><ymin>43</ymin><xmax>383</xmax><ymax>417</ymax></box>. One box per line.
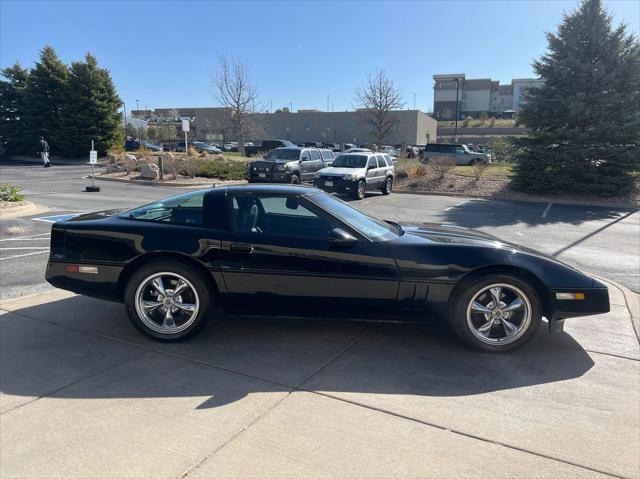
<box><xmin>124</xmin><ymin>260</ymin><xmax>213</xmax><ymax>341</ymax></box>
<box><xmin>448</xmin><ymin>274</ymin><xmax>541</xmax><ymax>352</ymax></box>
<box><xmin>354</xmin><ymin>180</ymin><xmax>366</xmax><ymax>200</ymax></box>
<box><xmin>381</xmin><ymin>177</ymin><xmax>393</xmax><ymax>195</ymax></box>
<box><xmin>290</xmin><ymin>174</ymin><xmax>300</xmax><ymax>184</ymax></box>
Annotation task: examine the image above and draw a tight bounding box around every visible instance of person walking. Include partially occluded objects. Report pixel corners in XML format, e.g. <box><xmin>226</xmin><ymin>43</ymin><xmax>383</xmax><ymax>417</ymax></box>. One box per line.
<box><xmin>40</xmin><ymin>136</ymin><xmax>51</xmax><ymax>168</ymax></box>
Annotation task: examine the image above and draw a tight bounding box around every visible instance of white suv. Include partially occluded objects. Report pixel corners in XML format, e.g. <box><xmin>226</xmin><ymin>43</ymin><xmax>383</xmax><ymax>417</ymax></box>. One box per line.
<box><xmin>314</xmin><ymin>152</ymin><xmax>395</xmax><ymax>200</ymax></box>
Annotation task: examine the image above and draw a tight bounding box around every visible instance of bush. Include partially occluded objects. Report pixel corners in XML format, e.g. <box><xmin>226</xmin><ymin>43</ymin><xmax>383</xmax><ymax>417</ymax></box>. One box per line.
<box><xmin>473</xmin><ymin>162</ymin><xmax>489</xmax><ymax>180</ymax></box>
<box><xmin>428</xmin><ymin>156</ymin><xmax>455</xmax><ymax>179</ymax></box>
<box><xmin>486</xmin><ymin>137</ymin><xmax>517</xmax><ymax>164</ymax></box>
<box><xmin>0</xmin><ymin>184</ymin><xmax>25</xmax><ymax>202</ymax></box>
<box><xmin>182</xmin><ymin>155</ymin><xmax>205</xmax><ymax>178</ymax></box>
<box><xmin>196</xmin><ymin>158</ymin><xmax>247</xmax><ymax>180</ymax></box>
<box><xmin>407</xmin><ymin>163</ymin><xmax>429</xmax><ymax>180</ymax></box>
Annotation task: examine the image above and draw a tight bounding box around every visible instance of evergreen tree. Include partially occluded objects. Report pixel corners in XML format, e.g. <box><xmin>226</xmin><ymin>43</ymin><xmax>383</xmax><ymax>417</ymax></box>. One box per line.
<box><xmin>59</xmin><ymin>53</ymin><xmax>123</xmax><ymax>157</ymax></box>
<box><xmin>22</xmin><ymin>46</ymin><xmax>68</xmax><ymax>153</ymax></box>
<box><xmin>0</xmin><ymin>63</ymin><xmax>30</xmax><ymax>154</ymax></box>
<box><xmin>513</xmin><ymin>0</ymin><xmax>640</xmax><ymax>196</ymax></box>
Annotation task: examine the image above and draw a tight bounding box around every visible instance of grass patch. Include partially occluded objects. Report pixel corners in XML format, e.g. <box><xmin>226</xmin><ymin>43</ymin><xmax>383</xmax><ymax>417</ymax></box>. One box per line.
<box><xmin>438</xmin><ymin>118</ymin><xmax>517</xmax><ymax>128</ymax></box>
<box><xmin>451</xmin><ymin>164</ymin><xmax>514</xmax><ymax>177</ymax></box>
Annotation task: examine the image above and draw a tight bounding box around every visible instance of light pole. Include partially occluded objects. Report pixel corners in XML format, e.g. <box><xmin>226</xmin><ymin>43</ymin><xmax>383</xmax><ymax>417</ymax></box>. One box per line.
<box><xmin>136</xmin><ymin>99</ymin><xmax>139</xmax><ymax>112</ymax></box>
<box><xmin>123</xmin><ymin>101</ymin><xmax>127</xmax><ymax>139</ymax></box>
<box><xmin>413</xmin><ymin>92</ymin><xmax>416</xmax><ymax>110</ymax></box>
<box><xmin>289</xmin><ymin>102</ymin><xmax>293</xmax><ymax>113</ymax></box>
<box><xmin>454</xmin><ymin>78</ymin><xmax>460</xmax><ymax>143</ymax></box>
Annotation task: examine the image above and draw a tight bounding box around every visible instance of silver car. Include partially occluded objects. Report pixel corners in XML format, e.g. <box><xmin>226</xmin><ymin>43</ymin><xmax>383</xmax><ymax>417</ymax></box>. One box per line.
<box><xmin>421</xmin><ymin>143</ymin><xmax>491</xmax><ymax>165</ymax></box>
<box><xmin>314</xmin><ymin>152</ymin><xmax>395</xmax><ymax>200</ymax></box>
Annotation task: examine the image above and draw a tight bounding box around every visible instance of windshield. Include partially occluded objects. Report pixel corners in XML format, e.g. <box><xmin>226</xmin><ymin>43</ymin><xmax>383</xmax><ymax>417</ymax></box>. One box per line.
<box><xmin>330</xmin><ymin>155</ymin><xmax>367</xmax><ymax>168</ymax></box>
<box><xmin>310</xmin><ymin>192</ymin><xmax>399</xmax><ymax>241</ymax></box>
<box><xmin>264</xmin><ymin>148</ymin><xmax>300</xmax><ymax>161</ymax></box>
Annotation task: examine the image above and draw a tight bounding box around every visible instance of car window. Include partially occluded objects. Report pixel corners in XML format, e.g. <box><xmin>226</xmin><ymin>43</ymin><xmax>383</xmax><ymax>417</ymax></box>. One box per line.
<box><xmin>367</xmin><ymin>157</ymin><xmax>377</xmax><ymax>168</ymax></box>
<box><xmin>121</xmin><ymin>190</ymin><xmax>205</xmax><ymax>226</ymax></box>
<box><xmin>375</xmin><ymin>155</ymin><xmax>385</xmax><ymax>167</ymax></box>
<box><xmin>321</xmin><ymin>150</ymin><xmax>334</xmax><ymax>160</ymax></box>
<box><xmin>309</xmin><ymin>150</ymin><xmax>321</xmax><ymax>160</ymax></box>
<box><xmin>231</xmin><ymin>195</ymin><xmax>331</xmax><ymax>239</ymax></box>
<box><xmin>330</xmin><ymin>155</ymin><xmax>367</xmax><ymax>168</ymax></box>
<box><xmin>426</xmin><ymin>144</ymin><xmax>438</xmax><ymax>152</ymax></box>
<box><xmin>455</xmin><ymin>146</ymin><xmax>465</xmax><ymax>154</ymax></box>
<box><xmin>383</xmin><ymin>154</ymin><xmax>392</xmax><ymax>166</ymax></box>
<box><xmin>265</xmin><ymin>148</ymin><xmax>300</xmax><ymax>161</ymax></box>
<box><xmin>301</xmin><ymin>150</ymin><xmax>310</xmax><ymax>161</ymax></box>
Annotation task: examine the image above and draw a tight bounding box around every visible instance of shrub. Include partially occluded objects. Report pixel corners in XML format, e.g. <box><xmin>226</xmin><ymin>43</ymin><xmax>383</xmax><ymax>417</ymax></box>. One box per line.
<box><xmin>489</xmin><ymin>117</ymin><xmax>496</xmax><ymax>127</ymax></box>
<box><xmin>0</xmin><ymin>184</ymin><xmax>25</xmax><ymax>202</ymax></box>
<box><xmin>162</xmin><ymin>155</ymin><xmax>180</xmax><ymax>179</ymax></box>
<box><xmin>428</xmin><ymin>156</ymin><xmax>455</xmax><ymax>179</ymax></box>
<box><xmin>187</xmin><ymin>146</ymin><xmax>199</xmax><ymax>157</ymax></box>
<box><xmin>196</xmin><ymin>159</ymin><xmax>247</xmax><ymax>180</ymax></box>
<box><xmin>473</xmin><ymin>161</ymin><xmax>489</xmax><ymax>180</ymax></box>
<box><xmin>462</xmin><ymin>117</ymin><xmax>471</xmax><ymax>128</ymax></box>
<box><xmin>407</xmin><ymin>163</ymin><xmax>429</xmax><ymax>180</ymax></box>
<box><xmin>182</xmin><ymin>155</ymin><xmax>205</xmax><ymax>178</ymax></box>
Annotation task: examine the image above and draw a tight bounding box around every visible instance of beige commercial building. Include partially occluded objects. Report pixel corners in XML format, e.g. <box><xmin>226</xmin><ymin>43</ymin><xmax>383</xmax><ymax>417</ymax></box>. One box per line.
<box><xmin>132</xmin><ymin>107</ymin><xmax>437</xmax><ymax>146</ymax></box>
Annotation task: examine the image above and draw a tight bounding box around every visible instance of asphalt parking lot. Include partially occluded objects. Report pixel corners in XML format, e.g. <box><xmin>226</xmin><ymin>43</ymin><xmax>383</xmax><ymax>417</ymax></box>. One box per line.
<box><xmin>1</xmin><ymin>161</ymin><xmax>639</xmax><ymax>478</ymax></box>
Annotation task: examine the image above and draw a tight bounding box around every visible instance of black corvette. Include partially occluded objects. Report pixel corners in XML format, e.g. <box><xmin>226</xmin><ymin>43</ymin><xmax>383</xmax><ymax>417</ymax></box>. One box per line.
<box><xmin>46</xmin><ymin>184</ymin><xmax>610</xmax><ymax>352</ymax></box>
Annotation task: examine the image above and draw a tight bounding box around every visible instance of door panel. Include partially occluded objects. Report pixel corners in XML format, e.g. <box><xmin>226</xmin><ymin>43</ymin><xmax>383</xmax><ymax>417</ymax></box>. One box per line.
<box><xmin>220</xmin><ymin>194</ymin><xmax>398</xmax><ymax>315</ymax></box>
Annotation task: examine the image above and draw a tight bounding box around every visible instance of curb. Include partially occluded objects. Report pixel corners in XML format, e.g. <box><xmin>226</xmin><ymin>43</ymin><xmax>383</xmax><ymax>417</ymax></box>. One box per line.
<box><xmin>593</xmin><ymin>274</ymin><xmax>640</xmax><ymax>345</ymax></box>
<box><xmin>393</xmin><ymin>189</ymin><xmax>639</xmax><ymax>209</ymax></box>
<box><xmin>0</xmin><ymin>201</ymin><xmax>48</xmax><ymax>219</ymax></box>
<box><xmin>92</xmin><ymin>176</ymin><xmax>248</xmax><ymax>188</ymax></box>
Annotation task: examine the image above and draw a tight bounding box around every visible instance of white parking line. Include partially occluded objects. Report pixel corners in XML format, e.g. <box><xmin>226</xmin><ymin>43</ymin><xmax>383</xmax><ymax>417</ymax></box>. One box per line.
<box><xmin>542</xmin><ymin>203</ymin><xmax>552</xmax><ymax>218</ymax></box>
<box><xmin>0</xmin><ymin>232</ymin><xmax>50</xmax><ymax>241</ymax></box>
<box><xmin>445</xmin><ymin>200</ymin><xmax>469</xmax><ymax>211</ymax></box>
<box><xmin>0</xmin><ymin>250</ymin><xmax>49</xmax><ymax>261</ymax></box>
<box><xmin>0</xmin><ymin>237</ymin><xmax>50</xmax><ymax>241</ymax></box>
<box><xmin>0</xmin><ymin>247</ymin><xmax>49</xmax><ymax>250</ymax></box>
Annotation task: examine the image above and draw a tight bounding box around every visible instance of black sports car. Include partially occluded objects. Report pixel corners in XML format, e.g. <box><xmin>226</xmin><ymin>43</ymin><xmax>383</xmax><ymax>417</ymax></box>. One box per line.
<box><xmin>46</xmin><ymin>184</ymin><xmax>610</xmax><ymax>352</ymax></box>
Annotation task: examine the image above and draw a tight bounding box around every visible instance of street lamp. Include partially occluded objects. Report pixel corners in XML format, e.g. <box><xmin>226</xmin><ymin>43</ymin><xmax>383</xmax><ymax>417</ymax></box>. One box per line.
<box><xmin>289</xmin><ymin>102</ymin><xmax>293</xmax><ymax>113</ymax></box>
<box><xmin>413</xmin><ymin>92</ymin><xmax>416</xmax><ymax>110</ymax></box>
<box><xmin>136</xmin><ymin>99</ymin><xmax>139</xmax><ymax>112</ymax></box>
<box><xmin>454</xmin><ymin>78</ymin><xmax>460</xmax><ymax>143</ymax></box>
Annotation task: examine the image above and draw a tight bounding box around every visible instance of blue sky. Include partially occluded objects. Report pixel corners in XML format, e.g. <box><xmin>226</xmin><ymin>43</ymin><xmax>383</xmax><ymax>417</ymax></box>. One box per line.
<box><xmin>2</xmin><ymin>0</ymin><xmax>638</xmax><ymax>113</ymax></box>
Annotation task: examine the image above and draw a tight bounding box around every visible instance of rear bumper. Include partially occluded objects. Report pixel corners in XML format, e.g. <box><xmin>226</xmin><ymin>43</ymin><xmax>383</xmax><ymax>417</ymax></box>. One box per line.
<box><xmin>46</xmin><ymin>260</ymin><xmax>124</xmax><ymax>302</ymax></box>
<box><xmin>548</xmin><ymin>284</ymin><xmax>610</xmax><ymax>319</ymax></box>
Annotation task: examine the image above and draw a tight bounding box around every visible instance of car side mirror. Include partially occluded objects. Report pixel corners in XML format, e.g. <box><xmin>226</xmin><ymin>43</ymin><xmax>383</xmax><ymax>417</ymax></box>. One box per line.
<box><xmin>328</xmin><ymin>227</ymin><xmax>357</xmax><ymax>247</ymax></box>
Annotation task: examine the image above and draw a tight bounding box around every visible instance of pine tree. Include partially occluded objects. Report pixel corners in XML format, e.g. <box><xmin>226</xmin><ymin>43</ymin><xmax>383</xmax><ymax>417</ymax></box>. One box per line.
<box><xmin>0</xmin><ymin>63</ymin><xmax>30</xmax><ymax>154</ymax></box>
<box><xmin>22</xmin><ymin>46</ymin><xmax>69</xmax><ymax>154</ymax></box>
<box><xmin>59</xmin><ymin>53</ymin><xmax>123</xmax><ymax>157</ymax></box>
<box><xmin>513</xmin><ymin>0</ymin><xmax>640</xmax><ymax>197</ymax></box>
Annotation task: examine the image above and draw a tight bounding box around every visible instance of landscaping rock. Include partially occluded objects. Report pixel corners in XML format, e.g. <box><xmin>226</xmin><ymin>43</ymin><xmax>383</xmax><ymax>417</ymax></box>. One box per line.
<box><xmin>125</xmin><ymin>153</ymin><xmax>137</xmax><ymax>162</ymax></box>
<box><xmin>139</xmin><ymin>163</ymin><xmax>160</xmax><ymax>180</ymax></box>
<box><xmin>105</xmin><ymin>163</ymin><xmax>123</xmax><ymax>173</ymax></box>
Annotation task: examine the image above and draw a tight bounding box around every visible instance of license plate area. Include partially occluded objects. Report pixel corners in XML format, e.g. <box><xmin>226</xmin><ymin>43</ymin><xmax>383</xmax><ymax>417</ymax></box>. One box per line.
<box><xmin>259</xmin><ymin>173</ymin><xmax>266</xmax><ymax>178</ymax></box>
<box><xmin>325</xmin><ymin>181</ymin><xmax>333</xmax><ymax>187</ymax></box>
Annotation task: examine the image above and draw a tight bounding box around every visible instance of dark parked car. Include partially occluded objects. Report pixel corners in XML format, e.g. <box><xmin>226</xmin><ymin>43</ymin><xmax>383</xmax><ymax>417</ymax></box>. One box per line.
<box><xmin>247</xmin><ymin>147</ymin><xmax>333</xmax><ymax>184</ymax></box>
<box><xmin>140</xmin><ymin>140</ymin><xmax>162</xmax><ymax>152</ymax></box>
<box><xmin>244</xmin><ymin>139</ymin><xmax>295</xmax><ymax>157</ymax></box>
<box><xmin>46</xmin><ymin>185</ymin><xmax>610</xmax><ymax>352</ymax></box>
<box><xmin>124</xmin><ymin>139</ymin><xmax>140</xmax><ymax>151</ymax></box>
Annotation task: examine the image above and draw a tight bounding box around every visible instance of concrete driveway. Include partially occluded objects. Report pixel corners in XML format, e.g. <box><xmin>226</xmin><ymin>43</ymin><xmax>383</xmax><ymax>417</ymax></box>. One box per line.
<box><xmin>1</xmin><ymin>277</ymin><xmax>638</xmax><ymax>478</ymax></box>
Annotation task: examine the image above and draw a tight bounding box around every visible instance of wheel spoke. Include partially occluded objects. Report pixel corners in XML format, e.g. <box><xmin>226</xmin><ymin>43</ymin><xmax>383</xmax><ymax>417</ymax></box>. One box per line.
<box><xmin>471</xmin><ymin>301</ymin><xmax>493</xmax><ymax>314</ymax></box>
<box><xmin>489</xmin><ymin>287</ymin><xmax>503</xmax><ymax>307</ymax></box>
<box><xmin>151</xmin><ymin>277</ymin><xmax>166</xmax><ymax>296</ymax></box>
<box><xmin>477</xmin><ymin>319</ymin><xmax>494</xmax><ymax>336</ymax></box>
<box><xmin>502</xmin><ymin>318</ymin><xmax>518</xmax><ymax>336</ymax></box>
<box><xmin>174</xmin><ymin>302</ymin><xmax>196</xmax><ymax>313</ymax></box>
<box><xmin>173</xmin><ymin>279</ymin><xmax>189</xmax><ymax>296</ymax></box>
<box><xmin>503</xmin><ymin>298</ymin><xmax>523</xmax><ymax>312</ymax></box>
<box><xmin>162</xmin><ymin>308</ymin><xmax>176</xmax><ymax>329</ymax></box>
<box><xmin>142</xmin><ymin>300</ymin><xmax>163</xmax><ymax>311</ymax></box>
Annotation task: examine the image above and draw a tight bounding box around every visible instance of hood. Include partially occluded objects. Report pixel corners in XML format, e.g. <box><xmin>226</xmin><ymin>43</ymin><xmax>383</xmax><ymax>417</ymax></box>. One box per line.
<box><xmin>318</xmin><ymin>167</ymin><xmax>364</xmax><ymax>176</ymax></box>
<box><xmin>250</xmin><ymin>159</ymin><xmax>290</xmax><ymax>165</ymax></box>
<box><xmin>401</xmin><ymin>223</ymin><xmax>560</xmax><ymax>260</ymax></box>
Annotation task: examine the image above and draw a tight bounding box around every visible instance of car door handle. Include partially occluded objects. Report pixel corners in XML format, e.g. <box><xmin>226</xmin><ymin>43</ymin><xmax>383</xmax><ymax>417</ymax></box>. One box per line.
<box><xmin>230</xmin><ymin>243</ymin><xmax>253</xmax><ymax>253</ymax></box>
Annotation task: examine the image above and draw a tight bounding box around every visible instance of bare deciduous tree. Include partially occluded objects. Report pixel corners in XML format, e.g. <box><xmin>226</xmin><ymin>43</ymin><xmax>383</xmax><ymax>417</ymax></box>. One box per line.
<box><xmin>212</xmin><ymin>56</ymin><xmax>259</xmax><ymax>157</ymax></box>
<box><xmin>354</xmin><ymin>69</ymin><xmax>404</xmax><ymax>145</ymax></box>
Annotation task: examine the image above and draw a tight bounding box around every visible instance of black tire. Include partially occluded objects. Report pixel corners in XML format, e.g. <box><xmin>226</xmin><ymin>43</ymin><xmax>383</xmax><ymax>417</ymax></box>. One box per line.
<box><xmin>290</xmin><ymin>174</ymin><xmax>300</xmax><ymax>184</ymax></box>
<box><xmin>447</xmin><ymin>274</ymin><xmax>541</xmax><ymax>352</ymax></box>
<box><xmin>124</xmin><ymin>260</ymin><xmax>214</xmax><ymax>341</ymax></box>
<box><xmin>381</xmin><ymin>176</ymin><xmax>393</xmax><ymax>195</ymax></box>
<box><xmin>353</xmin><ymin>180</ymin><xmax>366</xmax><ymax>200</ymax></box>
<box><xmin>468</xmin><ymin>158</ymin><xmax>478</xmax><ymax>166</ymax></box>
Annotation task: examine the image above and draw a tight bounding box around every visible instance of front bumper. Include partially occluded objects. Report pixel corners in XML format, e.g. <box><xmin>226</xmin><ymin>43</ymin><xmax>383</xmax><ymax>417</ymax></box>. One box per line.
<box><xmin>248</xmin><ymin>171</ymin><xmax>291</xmax><ymax>183</ymax></box>
<box><xmin>548</xmin><ymin>283</ymin><xmax>610</xmax><ymax>319</ymax></box>
<box><xmin>314</xmin><ymin>177</ymin><xmax>358</xmax><ymax>192</ymax></box>
<box><xmin>46</xmin><ymin>260</ymin><xmax>124</xmax><ymax>302</ymax></box>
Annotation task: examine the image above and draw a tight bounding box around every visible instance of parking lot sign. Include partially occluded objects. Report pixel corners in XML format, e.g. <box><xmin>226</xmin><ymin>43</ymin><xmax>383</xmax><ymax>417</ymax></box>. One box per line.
<box><xmin>89</xmin><ymin>150</ymin><xmax>98</xmax><ymax>164</ymax></box>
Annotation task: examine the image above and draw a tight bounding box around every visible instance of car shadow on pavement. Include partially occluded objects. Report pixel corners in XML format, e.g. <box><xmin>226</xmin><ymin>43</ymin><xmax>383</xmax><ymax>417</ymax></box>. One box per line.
<box><xmin>1</xmin><ymin>295</ymin><xmax>595</xmax><ymax>411</ymax></box>
<box><xmin>440</xmin><ymin>198</ymin><xmax>636</xmax><ymax>228</ymax></box>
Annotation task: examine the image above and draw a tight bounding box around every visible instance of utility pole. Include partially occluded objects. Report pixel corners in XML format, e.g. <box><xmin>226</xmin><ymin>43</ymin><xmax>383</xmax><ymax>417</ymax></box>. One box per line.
<box><xmin>413</xmin><ymin>92</ymin><xmax>416</xmax><ymax>110</ymax></box>
<box><xmin>289</xmin><ymin>102</ymin><xmax>293</xmax><ymax>113</ymax></box>
<box><xmin>454</xmin><ymin>78</ymin><xmax>460</xmax><ymax>143</ymax></box>
<box><xmin>123</xmin><ymin>101</ymin><xmax>127</xmax><ymax>138</ymax></box>
<box><xmin>136</xmin><ymin>99</ymin><xmax>139</xmax><ymax>112</ymax></box>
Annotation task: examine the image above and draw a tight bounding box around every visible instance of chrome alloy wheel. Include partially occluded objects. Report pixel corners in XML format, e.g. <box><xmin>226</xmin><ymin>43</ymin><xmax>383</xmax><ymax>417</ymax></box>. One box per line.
<box><xmin>358</xmin><ymin>181</ymin><xmax>366</xmax><ymax>198</ymax></box>
<box><xmin>466</xmin><ymin>283</ymin><xmax>532</xmax><ymax>345</ymax></box>
<box><xmin>134</xmin><ymin>272</ymin><xmax>200</xmax><ymax>335</ymax></box>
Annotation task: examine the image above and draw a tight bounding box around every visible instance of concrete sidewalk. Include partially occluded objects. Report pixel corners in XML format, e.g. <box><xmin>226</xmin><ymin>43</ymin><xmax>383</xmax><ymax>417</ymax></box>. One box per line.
<box><xmin>1</xmin><ymin>278</ymin><xmax>638</xmax><ymax>479</ymax></box>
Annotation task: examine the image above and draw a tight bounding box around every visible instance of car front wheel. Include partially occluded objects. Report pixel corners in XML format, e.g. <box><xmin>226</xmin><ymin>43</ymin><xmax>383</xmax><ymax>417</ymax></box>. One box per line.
<box><xmin>124</xmin><ymin>260</ymin><xmax>213</xmax><ymax>341</ymax></box>
<box><xmin>448</xmin><ymin>274</ymin><xmax>541</xmax><ymax>352</ymax></box>
<box><xmin>290</xmin><ymin>174</ymin><xmax>300</xmax><ymax>184</ymax></box>
<box><xmin>354</xmin><ymin>180</ymin><xmax>366</xmax><ymax>200</ymax></box>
